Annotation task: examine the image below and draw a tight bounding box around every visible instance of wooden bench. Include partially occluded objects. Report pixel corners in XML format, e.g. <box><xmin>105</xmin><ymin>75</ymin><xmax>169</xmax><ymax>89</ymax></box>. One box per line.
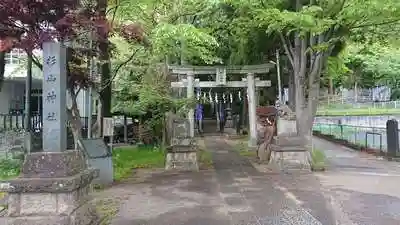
<box><xmin>270</xmin><ymin>135</ymin><xmax>310</xmax><ymax>170</ymax></box>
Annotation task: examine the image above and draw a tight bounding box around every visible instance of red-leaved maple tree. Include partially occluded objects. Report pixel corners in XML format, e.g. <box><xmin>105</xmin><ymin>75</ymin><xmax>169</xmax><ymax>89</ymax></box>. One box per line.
<box><xmin>0</xmin><ymin>0</ymin><xmax>110</xmax><ymax>144</ymax></box>
<box><xmin>0</xmin><ymin>0</ymin><xmax>147</xmax><ymax>144</ymax></box>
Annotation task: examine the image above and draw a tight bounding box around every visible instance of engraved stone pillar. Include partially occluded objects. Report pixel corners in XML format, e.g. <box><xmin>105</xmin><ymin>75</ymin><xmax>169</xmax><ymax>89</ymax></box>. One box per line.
<box><xmin>42</xmin><ymin>42</ymin><xmax>67</xmax><ymax>152</ymax></box>
<box><xmin>186</xmin><ymin>72</ymin><xmax>195</xmax><ymax>137</ymax></box>
<box><xmin>0</xmin><ymin>150</ymin><xmax>99</xmax><ymax>225</ymax></box>
<box><xmin>247</xmin><ymin>73</ymin><xmax>257</xmax><ymax>147</ymax></box>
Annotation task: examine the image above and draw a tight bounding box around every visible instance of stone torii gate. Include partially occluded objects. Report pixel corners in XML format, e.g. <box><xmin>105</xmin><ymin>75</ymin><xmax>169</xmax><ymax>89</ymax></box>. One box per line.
<box><xmin>169</xmin><ymin>64</ymin><xmax>273</xmax><ymax>147</ymax></box>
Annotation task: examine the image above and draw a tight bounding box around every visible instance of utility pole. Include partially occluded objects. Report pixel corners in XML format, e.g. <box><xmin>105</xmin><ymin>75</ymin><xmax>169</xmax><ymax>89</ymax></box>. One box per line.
<box><xmin>24</xmin><ymin>53</ymin><xmax>33</xmax><ymax>153</ymax></box>
<box><xmin>276</xmin><ymin>49</ymin><xmax>282</xmax><ymax>103</ymax></box>
<box><xmin>87</xmin><ymin>32</ymin><xmax>94</xmax><ymax>139</ymax></box>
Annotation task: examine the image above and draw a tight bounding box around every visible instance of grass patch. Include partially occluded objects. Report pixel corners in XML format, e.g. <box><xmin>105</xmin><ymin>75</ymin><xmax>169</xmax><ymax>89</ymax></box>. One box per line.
<box><xmin>310</xmin><ymin>149</ymin><xmax>327</xmax><ymax>171</ymax></box>
<box><xmin>0</xmin><ymin>158</ymin><xmax>22</xmax><ymax>208</ymax></box>
<box><xmin>113</xmin><ymin>145</ymin><xmax>165</xmax><ymax>182</ymax></box>
<box><xmin>239</xmin><ymin>150</ymin><xmax>257</xmax><ymax>157</ymax></box>
<box><xmin>197</xmin><ymin>149</ymin><xmax>213</xmax><ymax>169</ymax></box>
<box><xmin>316</xmin><ymin>108</ymin><xmax>400</xmax><ymax>116</ymax></box>
<box><xmin>0</xmin><ymin>158</ymin><xmax>21</xmax><ymax>180</ymax></box>
<box><xmin>235</xmin><ymin>141</ymin><xmax>257</xmax><ymax>157</ymax></box>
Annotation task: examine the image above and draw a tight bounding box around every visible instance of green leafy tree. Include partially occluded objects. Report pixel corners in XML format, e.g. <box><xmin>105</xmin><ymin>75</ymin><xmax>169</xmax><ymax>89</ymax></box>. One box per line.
<box><xmin>251</xmin><ymin>0</ymin><xmax>400</xmax><ymax>137</ymax></box>
<box><xmin>110</xmin><ymin>0</ymin><xmax>220</xmax><ymax>142</ymax></box>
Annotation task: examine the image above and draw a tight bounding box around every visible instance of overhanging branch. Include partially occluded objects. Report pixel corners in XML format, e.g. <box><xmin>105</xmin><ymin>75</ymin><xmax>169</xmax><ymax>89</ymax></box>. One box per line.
<box><xmin>99</xmin><ymin>48</ymin><xmax>140</xmax><ymax>92</ymax></box>
<box><xmin>31</xmin><ymin>54</ymin><xmax>43</xmax><ymax>70</ymax></box>
<box><xmin>350</xmin><ymin>19</ymin><xmax>400</xmax><ymax>29</ymax></box>
<box><xmin>278</xmin><ymin>32</ymin><xmax>294</xmax><ymax>67</ymax></box>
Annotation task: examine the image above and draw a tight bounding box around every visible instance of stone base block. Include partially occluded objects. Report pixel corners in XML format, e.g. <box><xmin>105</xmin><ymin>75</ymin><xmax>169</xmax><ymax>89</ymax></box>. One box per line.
<box><xmin>165</xmin><ymin>152</ymin><xmax>198</xmax><ymax>171</ymax></box>
<box><xmin>0</xmin><ymin>150</ymin><xmax>99</xmax><ymax>225</ymax></box>
<box><xmin>271</xmin><ymin>151</ymin><xmax>311</xmax><ymax>170</ymax></box>
<box><xmin>0</xmin><ymin>202</ymin><xmax>98</xmax><ymax>225</ymax></box>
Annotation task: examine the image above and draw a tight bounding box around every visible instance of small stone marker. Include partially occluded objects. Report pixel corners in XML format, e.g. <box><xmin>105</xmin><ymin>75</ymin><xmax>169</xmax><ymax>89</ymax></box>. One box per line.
<box><xmin>42</xmin><ymin>42</ymin><xmax>67</xmax><ymax>152</ymax></box>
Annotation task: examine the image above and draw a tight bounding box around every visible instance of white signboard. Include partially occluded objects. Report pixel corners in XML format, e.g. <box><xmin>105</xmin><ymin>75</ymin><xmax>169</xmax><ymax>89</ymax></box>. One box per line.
<box><xmin>103</xmin><ymin>117</ymin><xmax>114</xmax><ymax>136</ymax></box>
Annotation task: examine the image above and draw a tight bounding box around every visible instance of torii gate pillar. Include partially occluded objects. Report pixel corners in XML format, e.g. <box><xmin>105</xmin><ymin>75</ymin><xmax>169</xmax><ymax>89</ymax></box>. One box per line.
<box><xmin>247</xmin><ymin>73</ymin><xmax>257</xmax><ymax>148</ymax></box>
<box><xmin>187</xmin><ymin>72</ymin><xmax>195</xmax><ymax>137</ymax></box>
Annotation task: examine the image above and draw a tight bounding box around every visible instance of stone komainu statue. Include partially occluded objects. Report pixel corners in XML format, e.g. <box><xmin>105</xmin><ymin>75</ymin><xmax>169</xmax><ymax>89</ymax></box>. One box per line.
<box><xmin>277</xmin><ymin>104</ymin><xmax>295</xmax><ymax>120</ymax></box>
<box><xmin>256</xmin><ymin>106</ymin><xmax>278</xmax><ymax>162</ymax></box>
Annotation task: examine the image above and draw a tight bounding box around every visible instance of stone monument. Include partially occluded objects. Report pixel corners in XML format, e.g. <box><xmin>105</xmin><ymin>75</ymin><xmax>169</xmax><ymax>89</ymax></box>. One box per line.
<box><xmin>42</xmin><ymin>42</ymin><xmax>67</xmax><ymax>152</ymax></box>
<box><xmin>0</xmin><ymin>42</ymin><xmax>99</xmax><ymax>224</ymax></box>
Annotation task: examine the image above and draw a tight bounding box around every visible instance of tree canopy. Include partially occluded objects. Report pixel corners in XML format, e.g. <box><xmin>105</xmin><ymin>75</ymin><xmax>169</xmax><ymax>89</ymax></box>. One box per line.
<box><xmin>1</xmin><ymin>0</ymin><xmax>400</xmax><ymax>141</ymax></box>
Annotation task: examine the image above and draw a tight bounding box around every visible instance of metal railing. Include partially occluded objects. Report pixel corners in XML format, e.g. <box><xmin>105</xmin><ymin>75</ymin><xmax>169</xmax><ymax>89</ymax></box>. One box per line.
<box><xmin>319</xmin><ymin>101</ymin><xmax>400</xmax><ymax>109</ymax></box>
<box><xmin>0</xmin><ymin>113</ymin><xmax>42</xmax><ymax>131</ymax></box>
<box><xmin>313</xmin><ymin>123</ymin><xmax>387</xmax><ymax>152</ymax></box>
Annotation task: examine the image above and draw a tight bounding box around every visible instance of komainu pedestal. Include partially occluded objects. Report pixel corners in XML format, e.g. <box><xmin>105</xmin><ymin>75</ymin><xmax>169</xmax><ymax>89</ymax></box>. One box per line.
<box><xmin>270</xmin><ymin>135</ymin><xmax>311</xmax><ymax>170</ymax></box>
<box><xmin>165</xmin><ymin>138</ymin><xmax>199</xmax><ymax>171</ymax></box>
<box><xmin>0</xmin><ymin>150</ymin><xmax>99</xmax><ymax>225</ymax></box>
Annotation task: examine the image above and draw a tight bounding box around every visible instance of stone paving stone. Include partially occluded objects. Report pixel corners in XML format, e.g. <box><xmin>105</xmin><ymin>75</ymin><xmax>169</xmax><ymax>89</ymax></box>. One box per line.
<box><xmin>258</xmin><ymin>215</ymin><xmax>291</xmax><ymax>225</ymax></box>
<box><xmin>281</xmin><ymin>208</ymin><xmax>323</xmax><ymax>225</ymax></box>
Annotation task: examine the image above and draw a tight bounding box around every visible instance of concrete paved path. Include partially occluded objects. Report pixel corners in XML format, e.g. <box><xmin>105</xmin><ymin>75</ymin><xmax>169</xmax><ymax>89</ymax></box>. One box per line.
<box><xmin>110</xmin><ymin>136</ymin><xmax>400</xmax><ymax>225</ymax></box>
<box><xmin>311</xmin><ymin>138</ymin><xmax>400</xmax><ymax>225</ymax></box>
<box><xmin>111</xmin><ymin>136</ymin><xmax>326</xmax><ymax>225</ymax></box>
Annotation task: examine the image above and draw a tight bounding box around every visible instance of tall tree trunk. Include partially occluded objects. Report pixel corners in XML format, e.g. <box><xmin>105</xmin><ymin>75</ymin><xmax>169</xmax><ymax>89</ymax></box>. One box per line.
<box><xmin>0</xmin><ymin>52</ymin><xmax>5</xmax><ymax>91</ymax></box>
<box><xmin>98</xmin><ymin>0</ymin><xmax>112</xmax><ymax>137</ymax></box>
<box><xmin>329</xmin><ymin>77</ymin><xmax>333</xmax><ymax>94</ymax></box>
<box><xmin>281</xmin><ymin>30</ymin><xmax>325</xmax><ymax>148</ymax></box>
<box><xmin>354</xmin><ymin>81</ymin><xmax>358</xmax><ymax>103</ymax></box>
<box><xmin>67</xmin><ymin>90</ymin><xmax>83</xmax><ymax>150</ymax></box>
<box><xmin>288</xmin><ymin>71</ymin><xmax>295</xmax><ymax>110</ymax></box>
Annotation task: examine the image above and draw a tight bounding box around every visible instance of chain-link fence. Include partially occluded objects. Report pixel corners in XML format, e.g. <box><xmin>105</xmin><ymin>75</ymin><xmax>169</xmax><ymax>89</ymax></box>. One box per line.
<box><xmin>316</xmin><ymin>94</ymin><xmax>400</xmax><ymax>115</ymax></box>
<box><xmin>313</xmin><ymin>123</ymin><xmax>388</xmax><ymax>151</ymax></box>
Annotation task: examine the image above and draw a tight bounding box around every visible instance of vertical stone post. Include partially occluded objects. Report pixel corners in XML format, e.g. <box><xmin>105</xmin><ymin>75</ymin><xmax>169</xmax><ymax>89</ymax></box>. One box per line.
<box><xmin>247</xmin><ymin>73</ymin><xmax>257</xmax><ymax>147</ymax></box>
<box><xmin>386</xmin><ymin>119</ymin><xmax>400</xmax><ymax>158</ymax></box>
<box><xmin>186</xmin><ymin>72</ymin><xmax>195</xmax><ymax>137</ymax></box>
<box><xmin>42</xmin><ymin>42</ymin><xmax>67</xmax><ymax>152</ymax></box>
